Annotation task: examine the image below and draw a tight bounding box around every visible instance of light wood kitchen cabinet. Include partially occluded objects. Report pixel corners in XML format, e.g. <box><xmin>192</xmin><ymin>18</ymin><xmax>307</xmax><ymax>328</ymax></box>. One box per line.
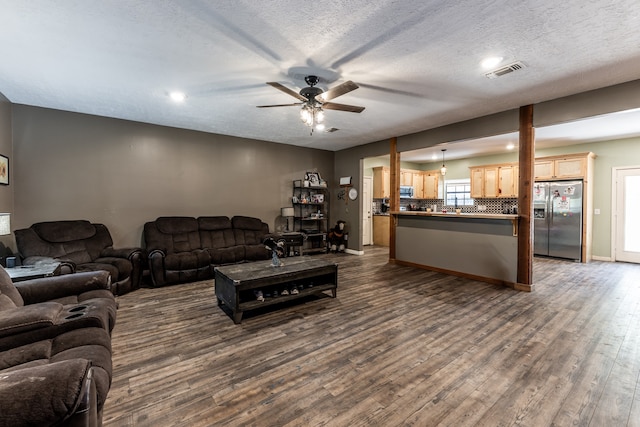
<box><xmin>498</xmin><ymin>165</ymin><xmax>518</xmax><ymax>197</ymax></box>
<box><xmin>412</xmin><ymin>172</ymin><xmax>424</xmax><ymax>198</ymax></box>
<box><xmin>422</xmin><ymin>171</ymin><xmax>439</xmax><ymax>199</ymax></box>
<box><xmin>470</xmin><ymin>167</ymin><xmax>484</xmax><ymax>198</ymax></box>
<box><xmin>373</xmin><ymin>215</ymin><xmax>390</xmax><ymax>246</ymax></box>
<box><xmin>534</xmin><ymin>153</ymin><xmax>590</xmax><ymax>180</ymax></box>
<box><xmin>470</xmin><ymin>164</ymin><xmax>514</xmax><ymax>198</ymax></box>
<box><xmin>400</xmin><ymin>170</ymin><xmax>413</xmax><ymax>186</ymax></box>
<box><xmin>373</xmin><ymin>167</ymin><xmax>390</xmax><ymax>199</ymax></box>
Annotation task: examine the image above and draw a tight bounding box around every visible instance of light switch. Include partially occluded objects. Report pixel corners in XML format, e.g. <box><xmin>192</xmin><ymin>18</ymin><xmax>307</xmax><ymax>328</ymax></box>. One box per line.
<box><xmin>594</xmin><ymin>208</ymin><xmax>600</xmax><ymax>215</ymax></box>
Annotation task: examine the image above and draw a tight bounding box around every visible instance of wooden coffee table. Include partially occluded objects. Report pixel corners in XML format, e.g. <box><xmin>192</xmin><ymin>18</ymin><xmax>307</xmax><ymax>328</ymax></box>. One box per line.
<box><xmin>214</xmin><ymin>257</ymin><xmax>338</xmax><ymax>323</ymax></box>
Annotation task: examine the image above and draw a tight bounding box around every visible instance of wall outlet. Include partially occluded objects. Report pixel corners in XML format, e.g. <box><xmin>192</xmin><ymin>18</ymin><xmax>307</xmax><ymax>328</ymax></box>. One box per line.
<box><xmin>478</xmin><ymin>205</ymin><xmax>487</xmax><ymax>211</ymax></box>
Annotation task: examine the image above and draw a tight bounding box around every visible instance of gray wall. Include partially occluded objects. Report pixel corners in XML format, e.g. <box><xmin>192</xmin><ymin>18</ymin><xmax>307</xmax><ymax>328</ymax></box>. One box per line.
<box><xmin>0</xmin><ymin>94</ymin><xmax>12</xmax><ymax>252</ymax></box>
<box><xmin>11</xmin><ymin>105</ymin><xmax>334</xmax><ymax>249</ymax></box>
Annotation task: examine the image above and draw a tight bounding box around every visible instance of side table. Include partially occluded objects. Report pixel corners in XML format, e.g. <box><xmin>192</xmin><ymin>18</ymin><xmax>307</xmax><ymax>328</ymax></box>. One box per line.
<box><xmin>5</xmin><ymin>262</ymin><xmax>62</xmax><ymax>282</ymax></box>
<box><xmin>277</xmin><ymin>232</ymin><xmax>305</xmax><ymax>256</ymax></box>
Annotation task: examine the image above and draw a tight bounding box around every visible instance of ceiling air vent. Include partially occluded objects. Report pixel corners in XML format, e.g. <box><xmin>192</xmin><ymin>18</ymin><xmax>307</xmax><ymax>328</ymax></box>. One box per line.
<box><xmin>325</xmin><ymin>127</ymin><xmax>339</xmax><ymax>133</ymax></box>
<box><xmin>485</xmin><ymin>61</ymin><xmax>526</xmax><ymax>79</ymax></box>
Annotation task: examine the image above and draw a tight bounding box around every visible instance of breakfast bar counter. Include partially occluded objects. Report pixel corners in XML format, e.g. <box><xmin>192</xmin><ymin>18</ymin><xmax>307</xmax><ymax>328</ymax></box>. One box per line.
<box><xmin>390</xmin><ymin>211</ymin><xmax>519</xmax><ymax>287</ymax></box>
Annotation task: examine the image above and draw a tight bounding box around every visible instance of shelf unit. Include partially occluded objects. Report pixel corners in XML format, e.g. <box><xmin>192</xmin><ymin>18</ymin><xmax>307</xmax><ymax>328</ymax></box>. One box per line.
<box><xmin>292</xmin><ymin>179</ymin><xmax>329</xmax><ymax>254</ymax></box>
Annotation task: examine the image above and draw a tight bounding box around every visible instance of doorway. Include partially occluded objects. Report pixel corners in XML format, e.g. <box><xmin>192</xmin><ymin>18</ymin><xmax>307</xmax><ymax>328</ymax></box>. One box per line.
<box><xmin>614</xmin><ymin>167</ymin><xmax>640</xmax><ymax>263</ymax></box>
<box><xmin>362</xmin><ymin>176</ymin><xmax>373</xmax><ymax>245</ymax></box>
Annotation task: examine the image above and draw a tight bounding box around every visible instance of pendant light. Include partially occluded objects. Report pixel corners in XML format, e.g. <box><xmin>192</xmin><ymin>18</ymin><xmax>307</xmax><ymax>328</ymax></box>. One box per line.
<box><xmin>440</xmin><ymin>149</ymin><xmax>447</xmax><ymax>176</ymax></box>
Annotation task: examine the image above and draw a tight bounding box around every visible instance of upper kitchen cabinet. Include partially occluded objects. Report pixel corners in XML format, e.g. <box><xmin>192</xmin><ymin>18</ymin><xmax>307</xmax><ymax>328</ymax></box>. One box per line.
<box><xmin>498</xmin><ymin>165</ymin><xmax>518</xmax><ymax>197</ymax></box>
<box><xmin>422</xmin><ymin>171</ymin><xmax>439</xmax><ymax>199</ymax></box>
<box><xmin>373</xmin><ymin>166</ymin><xmax>390</xmax><ymax>199</ymax></box>
<box><xmin>534</xmin><ymin>153</ymin><xmax>595</xmax><ymax>180</ymax></box>
<box><xmin>400</xmin><ymin>170</ymin><xmax>413</xmax><ymax>186</ymax></box>
<box><xmin>412</xmin><ymin>171</ymin><xmax>424</xmax><ymax>199</ymax></box>
<box><xmin>470</xmin><ymin>164</ymin><xmax>515</xmax><ymax>198</ymax></box>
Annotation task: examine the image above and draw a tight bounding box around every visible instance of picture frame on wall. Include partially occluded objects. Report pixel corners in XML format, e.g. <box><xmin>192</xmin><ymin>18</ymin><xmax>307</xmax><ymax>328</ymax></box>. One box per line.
<box><xmin>0</xmin><ymin>155</ymin><xmax>8</xmax><ymax>185</ymax></box>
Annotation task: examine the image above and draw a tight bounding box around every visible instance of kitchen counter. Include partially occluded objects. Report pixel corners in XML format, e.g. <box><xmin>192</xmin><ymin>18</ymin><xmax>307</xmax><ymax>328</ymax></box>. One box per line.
<box><xmin>391</xmin><ymin>211</ymin><xmax>519</xmax><ymax>287</ymax></box>
<box><xmin>391</xmin><ymin>211</ymin><xmax>517</xmax><ymax>219</ymax></box>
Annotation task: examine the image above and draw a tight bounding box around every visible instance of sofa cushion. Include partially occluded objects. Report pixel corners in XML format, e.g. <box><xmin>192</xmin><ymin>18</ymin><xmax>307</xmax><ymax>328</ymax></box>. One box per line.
<box><xmin>32</xmin><ymin>220</ymin><xmax>96</xmax><ymax>243</ymax></box>
<box><xmin>163</xmin><ymin>250</ymin><xmax>210</xmax><ymax>271</ymax></box>
<box><xmin>232</xmin><ymin>215</ymin><xmax>265</xmax><ymax>231</ymax></box>
<box><xmin>156</xmin><ymin>216</ymin><xmax>199</xmax><ymax>234</ymax></box>
<box><xmin>0</xmin><ymin>267</ymin><xmax>24</xmax><ymax>309</ymax></box>
<box><xmin>198</xmin><ymin>216</ymin><xmax>232</xmax><ymax>231</ymax></box>
<box><xmin>206</xmin><ymin>246</ymin><xmax>245</xmax><ymax>265</ymax></box>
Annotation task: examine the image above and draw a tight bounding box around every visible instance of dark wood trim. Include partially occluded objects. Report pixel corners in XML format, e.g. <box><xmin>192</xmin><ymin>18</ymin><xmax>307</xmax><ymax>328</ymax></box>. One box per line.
<box><xmin>517</xmin><ymin>105</ymin><xmax>534</xmax><ymax>286</ymax></box>
<box><xmin>389</xmin><ymin>137</ymin><xmax>399</xmax><ymax>261</ymax></box>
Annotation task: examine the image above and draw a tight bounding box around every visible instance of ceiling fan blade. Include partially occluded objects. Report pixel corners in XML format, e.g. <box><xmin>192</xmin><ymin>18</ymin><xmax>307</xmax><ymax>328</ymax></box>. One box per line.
<box><xmin>256</xmin><ymin>103</ymin><xmax>302</xmax><ymax>108</ymax></box>
<box><xmin>316</xmin><ymin>80</ymin><xmax>359</xmax><ymax>102</ymax></box>
<box><xmin>322</xmin><ymin>102</ymin><xmax>365</xmax><ymax>113</ymax></box>
<box><xmin>266</xmin><ymin>82</ymin><xmax>307</xmax><ymax>102</ymax></box>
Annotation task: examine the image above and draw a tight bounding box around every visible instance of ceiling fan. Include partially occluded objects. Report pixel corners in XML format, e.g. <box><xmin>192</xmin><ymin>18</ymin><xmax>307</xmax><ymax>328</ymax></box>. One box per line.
<box><xmin>257</xmin><ymin>75</ymin><xmax>365</xmax><ymax>134</ymax></box>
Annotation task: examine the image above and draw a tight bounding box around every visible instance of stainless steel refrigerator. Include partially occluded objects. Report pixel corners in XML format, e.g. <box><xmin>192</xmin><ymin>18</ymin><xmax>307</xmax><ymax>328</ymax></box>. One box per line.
<box><xmin>533</xmin><ymin>180</ymin><xmax>583</xmax><ymax>261</ymax></box>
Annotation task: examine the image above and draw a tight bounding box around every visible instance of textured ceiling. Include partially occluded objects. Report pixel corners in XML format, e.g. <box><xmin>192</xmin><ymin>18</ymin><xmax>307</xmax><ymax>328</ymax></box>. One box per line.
<box><xmin>2</xmin><ymin>0</ymin><xmax>640</xmax><ymax>152</ymax></box>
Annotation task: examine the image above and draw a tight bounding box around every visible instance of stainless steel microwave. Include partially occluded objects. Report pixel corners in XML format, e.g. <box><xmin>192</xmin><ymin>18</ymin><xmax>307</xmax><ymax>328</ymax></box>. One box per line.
<box><xmin>399</xmin><ymin>185</ymin><xmax>414</xmax><ymax>198</ymax></box>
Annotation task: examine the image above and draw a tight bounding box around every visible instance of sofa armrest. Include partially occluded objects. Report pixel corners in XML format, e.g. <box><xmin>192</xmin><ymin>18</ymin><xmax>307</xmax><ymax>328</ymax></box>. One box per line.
<box><xmin>0</xmin><ymin>302</ymin><xmax>63</xmax><ymax>338</ymax></box>
<box><xmin>14</xmin><ymin>271</ymin><xmax>112</xmax><ymax>305</ymax></box>
<box><xmin>100</xmin><ymin>246</ymin><xmax>144</xmax><ymax>260</ymax></box>
<box><xmin>147</xmin><ymin>249</ymin><xmax>166</xmax><ymax>287</ymax></box>
<box><xmin>0</xmin><ymin>359</ymin><xmax>96</xmax><ymax>427</ymax></box>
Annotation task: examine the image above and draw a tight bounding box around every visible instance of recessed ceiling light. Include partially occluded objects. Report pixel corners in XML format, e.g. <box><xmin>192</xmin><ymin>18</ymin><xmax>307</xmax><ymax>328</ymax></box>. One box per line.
<box><xmin>506</xmin><ymin>142</ymin><xmax>515</xmax><ymax>150</ymax></box>
<box><xmin>169</xmin><ymin>91</ymin><xmax>186</xmax><ymax>102</ymax></box>
<box><xmin>431</xmin><ymin>154</ymin><xmax>438</xmax><ymax>160</ymax></box>
<box><xmin>481</xmin><ymin>56</ymin><xmax>504</xmax><ymax>70</ymax></box>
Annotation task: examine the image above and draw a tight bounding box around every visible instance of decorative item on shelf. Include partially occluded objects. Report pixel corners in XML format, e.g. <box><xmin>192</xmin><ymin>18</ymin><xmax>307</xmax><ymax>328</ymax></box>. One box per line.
<box><xmin>440</xmin><ymin>149</ymin><xmax>447</xmax><ymax>176</ymax></box>
<box><xmin>305</xmin><ymin>171</ymin><xmax>321</xmax><ymax>187</ymax></box>
<box><xmin>264</xmin><ymin>237</ymin><xmax>285</xmax><ymax>267</ymax></box>
<box><xmin>281</xmin><ymin>207</ymin><xmax>294</xmax><ymax>232</ymax></box>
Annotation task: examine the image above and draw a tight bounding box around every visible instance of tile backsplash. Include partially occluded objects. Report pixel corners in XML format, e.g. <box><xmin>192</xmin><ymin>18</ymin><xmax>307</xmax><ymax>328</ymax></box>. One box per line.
<box><xmin>374</xmin><ymin>198</ymin><xmax>518</xmax><ymax>214</ymax></box>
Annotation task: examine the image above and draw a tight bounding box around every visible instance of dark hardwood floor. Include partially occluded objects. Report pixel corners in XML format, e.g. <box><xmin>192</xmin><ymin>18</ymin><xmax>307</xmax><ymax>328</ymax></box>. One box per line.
<box><xmin>103</xmin><ymin>247</ymin><xmax>640</xmax><ymax>426</ymax></box>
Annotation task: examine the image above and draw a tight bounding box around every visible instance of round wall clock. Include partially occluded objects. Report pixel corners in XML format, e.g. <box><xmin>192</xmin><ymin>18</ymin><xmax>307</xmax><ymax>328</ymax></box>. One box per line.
<box><xmin>348</xmin><ymin>187</ymin><xmax>358</xmax><ymax>200</ymax></box>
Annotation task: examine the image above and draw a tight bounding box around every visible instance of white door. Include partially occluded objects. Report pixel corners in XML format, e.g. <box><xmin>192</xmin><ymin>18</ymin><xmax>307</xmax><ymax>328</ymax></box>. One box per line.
<box><xmin>614</xmin><ymin>167</ymin><xmax>640</xmax><ymax>263</ymax></box>
<box><xmin>362</xmin><ymin>176</ymin><xmax>373</xmax><ymax>245</ymax></box>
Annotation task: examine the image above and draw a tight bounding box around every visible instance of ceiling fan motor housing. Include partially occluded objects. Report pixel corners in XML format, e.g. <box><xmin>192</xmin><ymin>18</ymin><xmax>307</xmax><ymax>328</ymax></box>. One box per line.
<box><xmin>300</xmin><ymin>86</ymin><xmax>323</xmax><ymax>102</ymax></box>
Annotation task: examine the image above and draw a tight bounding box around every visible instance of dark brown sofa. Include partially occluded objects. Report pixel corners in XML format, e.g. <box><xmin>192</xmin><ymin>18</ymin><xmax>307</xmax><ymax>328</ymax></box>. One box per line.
<box><xmin>144</xmin><ymin>215</ymin><xmax>271</xmax><ymax>287</ymax></box>
<box><xmin>14</xmin><ymin>220</ymin><xmax>145</xmax><ymax>295</ymax></box>
<box><xmin>0</xmin><ymin>267</ymin><xmax>116</xmax><ymax>426</ymax></box>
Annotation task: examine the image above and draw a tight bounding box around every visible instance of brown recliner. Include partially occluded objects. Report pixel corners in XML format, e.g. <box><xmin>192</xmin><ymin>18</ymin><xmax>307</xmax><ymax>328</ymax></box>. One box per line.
<box><xmin>0</xmin><ymin>328</ymin><xmax>112</xmax><ymax>426</ymax></box>
<box><xmin>0</xmin><ymin>267</ymin><xmax>117</xmax><ymax>352</ymax></box>
<box><xmin>14</xmin><ymin>220</ymin><xmax>144</xmax><ymax>295</ymax></box>
<box><xmin>0</xmin><ymin>268</ymin><xmax>116</xmax><ymax>426</ymax></box>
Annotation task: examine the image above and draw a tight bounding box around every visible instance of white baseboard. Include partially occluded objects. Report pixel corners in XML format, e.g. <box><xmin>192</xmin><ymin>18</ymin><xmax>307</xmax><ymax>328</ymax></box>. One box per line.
<box><xmin>345</xmin><ymin>248</ymin><xmax>364</xmax><ymax>256</ymax></box>
<box><xmin>591</xmin><ymin>255</ymin><xmax>613</xmax><ymax>262</ymax></box>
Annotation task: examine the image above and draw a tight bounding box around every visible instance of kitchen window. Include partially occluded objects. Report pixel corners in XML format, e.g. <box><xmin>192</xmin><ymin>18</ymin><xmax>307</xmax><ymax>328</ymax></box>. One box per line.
<box><xmin>445</xmin><ymin>179</ymin><xmax>473</xmax><ymax>206</ymax></box>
